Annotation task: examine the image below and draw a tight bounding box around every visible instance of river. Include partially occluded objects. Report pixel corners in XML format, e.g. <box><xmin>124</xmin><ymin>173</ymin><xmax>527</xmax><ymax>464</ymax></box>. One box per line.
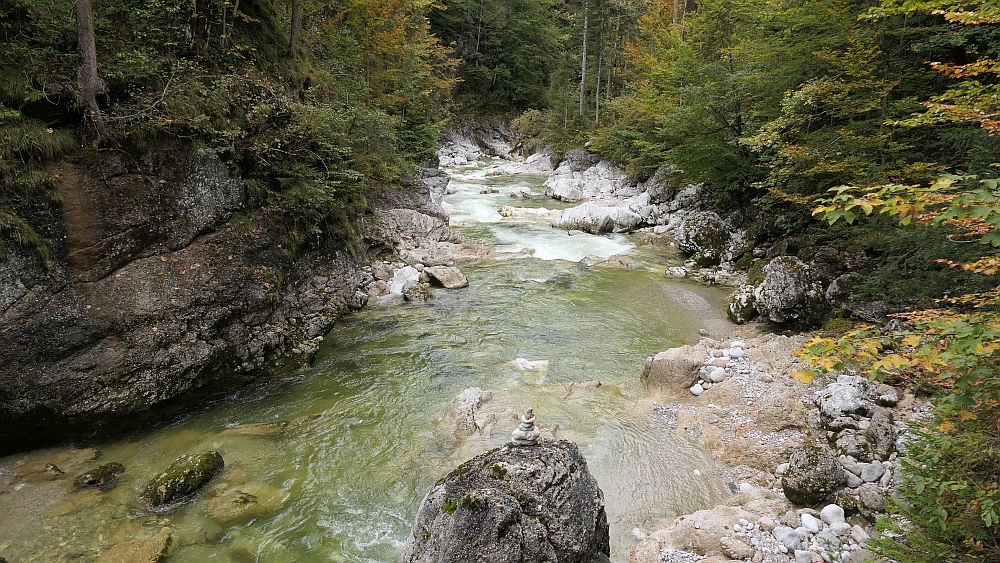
<box><xmin>0</xmin><ymin>159</ymin><xmax>733</xmax><ymax>562</ymax></box>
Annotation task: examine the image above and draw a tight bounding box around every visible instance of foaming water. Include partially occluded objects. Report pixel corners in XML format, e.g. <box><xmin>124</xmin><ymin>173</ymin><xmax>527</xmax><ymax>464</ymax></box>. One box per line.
<box><xmin>0</xmin><ymin>160</ymin><xmax>732</xmax><ymax>562</ymax></box>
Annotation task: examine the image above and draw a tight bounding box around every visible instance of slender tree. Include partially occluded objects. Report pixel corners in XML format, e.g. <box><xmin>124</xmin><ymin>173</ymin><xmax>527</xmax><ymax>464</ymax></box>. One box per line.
<box><xmin>75</xmin><ymin>0</ymin><xmax>105</xmax><ymax>136</ymax></box>
<box><xmin>290</xmin><ymin>0</ymin><xmax>301</xmax><ymax>58</ymax></box>
<box><xmin>579</xmin><ymin>0</ymin><xmax>588</xmax><ymax>118</ymax></box>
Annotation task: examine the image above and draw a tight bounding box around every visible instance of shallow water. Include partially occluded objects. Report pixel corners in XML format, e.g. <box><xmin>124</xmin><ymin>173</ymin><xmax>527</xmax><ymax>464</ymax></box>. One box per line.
<box><xmin>0</xmin><ymin>160</ymin><xmax>733</xmax><ymax>562</ymax></box>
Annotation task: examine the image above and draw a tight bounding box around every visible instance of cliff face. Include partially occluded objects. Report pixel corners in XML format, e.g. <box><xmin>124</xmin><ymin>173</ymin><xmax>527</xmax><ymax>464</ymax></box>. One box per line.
<box><xmin>0</xmin><ymin>142</ymin><xmax>426</xmax><ymax>454</ymax></box>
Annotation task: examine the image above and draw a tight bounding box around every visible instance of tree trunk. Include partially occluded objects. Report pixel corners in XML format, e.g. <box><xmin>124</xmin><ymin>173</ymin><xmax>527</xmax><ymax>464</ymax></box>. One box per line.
<box><xmin>289</xmin><ymin>0</ymin><xmax>301</xmax><ymax>58</ymax></box>
<box><xmin>75</xmin><ymin>0</ymin><xmax>106</xmax><ymax>137</ymax></box>
<box><xmin>578</xmin><ymin>0</ymin><xmax>588</xmax><ymax>119</ymax></box>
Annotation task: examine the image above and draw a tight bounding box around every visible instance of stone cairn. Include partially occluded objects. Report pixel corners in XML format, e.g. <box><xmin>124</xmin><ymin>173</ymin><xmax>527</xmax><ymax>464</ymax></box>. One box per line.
<box><xmin>511</xmin><ymin>408</ymin><xmax>541</xmax><ymax>446</ymax></box>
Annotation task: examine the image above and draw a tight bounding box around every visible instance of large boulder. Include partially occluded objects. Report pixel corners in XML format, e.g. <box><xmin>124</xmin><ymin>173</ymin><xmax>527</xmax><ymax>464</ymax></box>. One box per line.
<box><xmin>814</xmin><ymin>375</ymin><xmax>875</xmax><ymax>420</ymax></box>
<box><xmin>753</xmin><ymin>256</ymin><xmax>829</xmax><ymax>325</ymax></box>
<box><xmin>544</xmin><ymin>150</ymin><xmax>632</xmax><ymax>202</ymax></box>
<box><xmin>141</xmin><ymin>451</ymin><xmax>224</xmax><ymax>508</ymax></box>
<box><xmin>552</xmin><ymin>202</ymin><xmax>643</xmax><ymax>233</ymax></box>
<box><xmin>781</xmin><ymin>446</ymin><xmax>847</xmax><ymax>506</ymax></box>
<box><xmin>402</xmin><ymin>440</ymin><xmax>610</xmax><ymax>563</ymax></box>
<box><xmin>674</xmin><ymin>212</ymin><xmax>732</xmax><ymax>266</ymax></box>
<box><xmin>640</xmin><ymin>345</ymin><xmax>703</xmax><ymax>401</ymax></box>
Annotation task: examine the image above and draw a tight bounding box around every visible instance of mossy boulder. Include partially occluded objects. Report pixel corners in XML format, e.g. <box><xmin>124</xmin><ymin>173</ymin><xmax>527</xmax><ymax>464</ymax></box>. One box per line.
<box><xmin>675</xmin><ymin>211</ymin><xmax>732</xmax><ymax>267</ymax></box>
<box><xmin>781</xmin><ymin>446</ymin><xmax>846</xmax><ymax>506</ymax></box>
<box><xmin>402</xmin><ymin>440</ymin><xmax>610</xmax><ymax>563</ymax></box>
<box><xmin>74</xmin><ymin>462</ymin><xmax>125</xmax><ymax>490</ymax></box>
<box><xmin>142</xmin><ymin>451</ymin><xmax>224</xmax><ymax>508</ymax></box>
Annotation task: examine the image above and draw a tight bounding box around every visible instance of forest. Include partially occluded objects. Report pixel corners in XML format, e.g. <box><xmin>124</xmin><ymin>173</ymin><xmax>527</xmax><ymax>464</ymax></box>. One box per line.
<box><xmin>1</xmin><ymin>0</ymin><xmax>998</xmax><ymax>561</ymax></box>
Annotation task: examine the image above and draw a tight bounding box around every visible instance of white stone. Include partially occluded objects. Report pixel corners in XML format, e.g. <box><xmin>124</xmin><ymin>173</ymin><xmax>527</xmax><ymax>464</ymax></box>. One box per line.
<box><xmin>707</xmin><ymin>367</ymin><xmax>727</xmax><ymax>383</ymax></box>
<box><xmin>801</xmin><ymin>513</ymin><xmax>822</xmax><ymax>534</ymax></box>
<box><xmin>690</xmin><ymin>383</ymin><xmax>705</xmax><ymax>396</ymax></box>
<box><xmin>728</xmin><ymin>347</ymin><xmax>746</xmax><ymax>359</ymax></box>
<box><xmin>820</xmin><ymin>504</ymin><xmax>846</xmax><ymax>525</ymax></box>
<box><xmin>794</xmin><ymin>550</ymin><xmax>812</xmax><ymax>563</ymax></box>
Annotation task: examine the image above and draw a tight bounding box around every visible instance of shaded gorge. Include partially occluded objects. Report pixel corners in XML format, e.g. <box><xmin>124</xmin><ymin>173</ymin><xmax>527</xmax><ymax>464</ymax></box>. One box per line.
<box><xmin>0</xmin><ymin>160</ymin><xmax>734</xmax><ymax>562</ymax></box>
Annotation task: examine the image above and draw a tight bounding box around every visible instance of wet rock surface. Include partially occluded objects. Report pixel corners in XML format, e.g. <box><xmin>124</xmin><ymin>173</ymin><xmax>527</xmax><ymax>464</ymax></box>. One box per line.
<box><xmin>403</xmin><ymin>440</ymin><xmax>610</xmax><ymax>563</ymax></box>
<box><xmin>74</xmin><ymin>462</ymin><xmax>125</xmax><ymax>490</ymax></box>
<box><xmin>142</xmin><ymin>451</ymin><xmax>224</xmax><ymax>508</ymax></box>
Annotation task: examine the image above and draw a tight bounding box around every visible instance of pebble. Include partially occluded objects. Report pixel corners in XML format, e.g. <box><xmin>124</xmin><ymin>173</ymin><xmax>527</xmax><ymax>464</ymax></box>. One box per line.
<box><xmin>820</xmin><ymin>504</ymin><xmax>845</xmax><ymax>525</ymax></box>
<box><xmin>794</xmin><ymin>550</ymin><xmax>812</xmax><ymax>563</ymax></box>
<box><xmin>729</xmin><ymin>347</ymin><xmax>746</xmax><ymax>359</ymax></box>
<box><xmin>690</xmin><ymin>384</ymin><xmax>705</xmax><ymax>396</ymax></box>
<box><xmin>708</xmin><ymin>357</ymin><xmax>729</xmax><ymax>368</ymax></box>
<box><xmin>801</xmin><ymin>513</ymin><xmax>821</xmax><ymax>534</ymax></box>
<box><xmin>693</xmin><ymin>522</ymin><xmax>701</xmax><ymax>529</ymax></box>
<box><xmin>775</xmin><ymin>463</ymin><xmax>790</xmax><ymax>475</ymax></box>
<box><xmin>707</xmin><ymin>367</ymin><xmax>727</xmax><ymax>382</ymax></box>
<box><xmin>731</xmin><ymin>340</ymin><xmax>747</xmax><ymax>349</ymax></box>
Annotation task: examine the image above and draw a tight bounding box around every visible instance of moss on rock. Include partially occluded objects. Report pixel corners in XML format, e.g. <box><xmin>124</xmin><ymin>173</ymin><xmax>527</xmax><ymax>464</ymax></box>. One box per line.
<box><xmin>141</xmin><ymin>451</ymin><xmax>224</xmax><ymax>508</ymax></box>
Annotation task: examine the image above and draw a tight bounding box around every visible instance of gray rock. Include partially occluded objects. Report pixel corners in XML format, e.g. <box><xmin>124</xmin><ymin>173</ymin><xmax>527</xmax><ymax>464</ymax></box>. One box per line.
<box><xmin>706</xmin><ymin>367</ymin><xmax>727</xmax><ymax>383</ymax></box>
<box><xmin>867</xmin><ymin>411</ymin><xmax>897</xmax><ymax>460</ymax></box>
<box><xmin>794</xmin><ymin>550</ymin><xmax>812</xmax><ymax>563</ymax></box>
<box><xmin>753</xmin><ymin>256</ymin><xmax>829</xmax><ymax>325</ymax></box>
<box><xmin>402</xmin><ymin>440</ymin><xmax>610</xmax><ymax>563</ymax></box>
<box><xmin>782</xmin><ymin>446</ymin><xmax>848</xmax><ymax>506</ymax></box>
<box><xmin>850</xmin><ymin>525</ymin><xmax>870</xmax><ymax>545</ymax></box>
<box><xmin>815</xmin><ymin>375</ymin><xmax>875</xmax><ymax>419</ymax></box>
<box><xmin>720</xmin><ymin>536</ymin><xmax>754</xmax><ymax>560</ymax></box>
<box><xmin>142</xmin><ymin>451</ymin><xmax>224</xmax><ymax>508</ymax></box>
<box><xmin>424</xmin><ymin>266</ymin><xmax>469</xmax><ymax>289</ymax></box>
<box><xmin>845</xmin><ymin>471</ymin><xmax>862</xmax><ymax>488</ymax></box>
<box><xmin>675</xmin><ymin>211</ymin><xmax>732</xmax><ymax>267</ymax></box>
<box><xmin>859</xmin><ymin>461</ymin><xmax>884</xmax><ymax>483</ymax></box>
<box><xmin>831</xmin><ymin>522</ymin><xmax>852</xmax><ymax>536</ymax></box>
<box><xmin>874</xmin><ymin>383</ymin><xmax>899</xmax><ymax>407</ymax></box>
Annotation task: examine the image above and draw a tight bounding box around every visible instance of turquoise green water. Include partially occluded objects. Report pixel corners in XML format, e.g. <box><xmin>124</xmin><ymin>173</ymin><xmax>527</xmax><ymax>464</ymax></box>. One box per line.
<box><xmin>0</xmin><ymin>161</ymin><xmax>731</xmax><ymax>562</ymax></box>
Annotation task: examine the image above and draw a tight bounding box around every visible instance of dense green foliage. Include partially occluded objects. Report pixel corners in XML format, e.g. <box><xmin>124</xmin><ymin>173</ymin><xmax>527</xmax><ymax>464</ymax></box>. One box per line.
<box><xmin>0</xmin><ymin>0</ymin><xmax>453</xmax><ymax>258</ymax></box>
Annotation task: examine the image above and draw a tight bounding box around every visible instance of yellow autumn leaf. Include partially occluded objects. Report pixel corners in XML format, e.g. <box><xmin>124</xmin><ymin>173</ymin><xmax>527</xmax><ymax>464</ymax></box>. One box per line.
<box><xmin>959</xmin><ymin>411</ymin><xmax>978</xmax><ymax>422</ymax></box>
<box><xmin>790</xmin><ymin>370</ymin><xmax>818</xmax><ymax>384</ymax></box>
<box><xmin>901</xmin><ymin>334</ymin><xmax>922</xmax><ymax>347</ymax></box>
<box><xmin>937</xmin><ymin>421</ymin><xmax>955</xmax><ymax>432</ymax></box>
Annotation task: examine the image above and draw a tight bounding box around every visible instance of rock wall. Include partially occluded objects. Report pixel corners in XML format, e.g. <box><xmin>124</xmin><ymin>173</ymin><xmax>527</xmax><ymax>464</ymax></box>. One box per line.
<box><xmin>0</xmin><ymin>142</ymin><xmax>459</xmax><ymax>455</ymax></box>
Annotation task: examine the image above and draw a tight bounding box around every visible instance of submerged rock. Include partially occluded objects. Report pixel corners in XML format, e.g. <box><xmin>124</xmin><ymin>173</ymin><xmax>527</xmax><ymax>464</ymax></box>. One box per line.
<box><xmin>402</xmin><ymin>440</ymin><xmax>610</xmax><ymax>563</ymax></box>
<box><xmin>74</xmin><ymin>462</ymin><xmax>125</xmax><ymax>491</ymax></box>
<box><xmin>142</xmin><ymin>451</ymin><xmax>224</xmax><ymax>508</ymax></box>
<box><xmin>96</xmin><ymin>530</ymin><xmax>172</xmax><ymax>563</ymax></box>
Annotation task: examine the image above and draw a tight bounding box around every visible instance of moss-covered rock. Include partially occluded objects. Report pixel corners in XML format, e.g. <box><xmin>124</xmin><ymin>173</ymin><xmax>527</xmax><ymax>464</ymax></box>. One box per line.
<box><xmin>675</xmin><ymin>211</ymin><xmax>733</xmax><ymax>266</ymax></box>
<box><xmin>142</xmin><ymin>451</ymin><xmax>224</xmax><ymax>508</ymax></box>
<box><xmin>781</xmin><ymin>446</ymin><xmax>846</xmax><ymax>506</ymax></box>
<box><xmin>727</xmin><ymin>284</ymin><xmax>758</xmax><ymax>324</ymax></box>
<box><xmin>74</xmin><ymin>462</ymin><xmax>125</xmax><ymax>490</ymax></box>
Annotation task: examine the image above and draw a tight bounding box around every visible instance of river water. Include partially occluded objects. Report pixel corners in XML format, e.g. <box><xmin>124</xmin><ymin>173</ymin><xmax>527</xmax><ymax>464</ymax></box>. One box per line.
<box><xmin>0</xmin><ymin>160</ymin><xmax>732</xmax><ymax>562</ymax></box>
